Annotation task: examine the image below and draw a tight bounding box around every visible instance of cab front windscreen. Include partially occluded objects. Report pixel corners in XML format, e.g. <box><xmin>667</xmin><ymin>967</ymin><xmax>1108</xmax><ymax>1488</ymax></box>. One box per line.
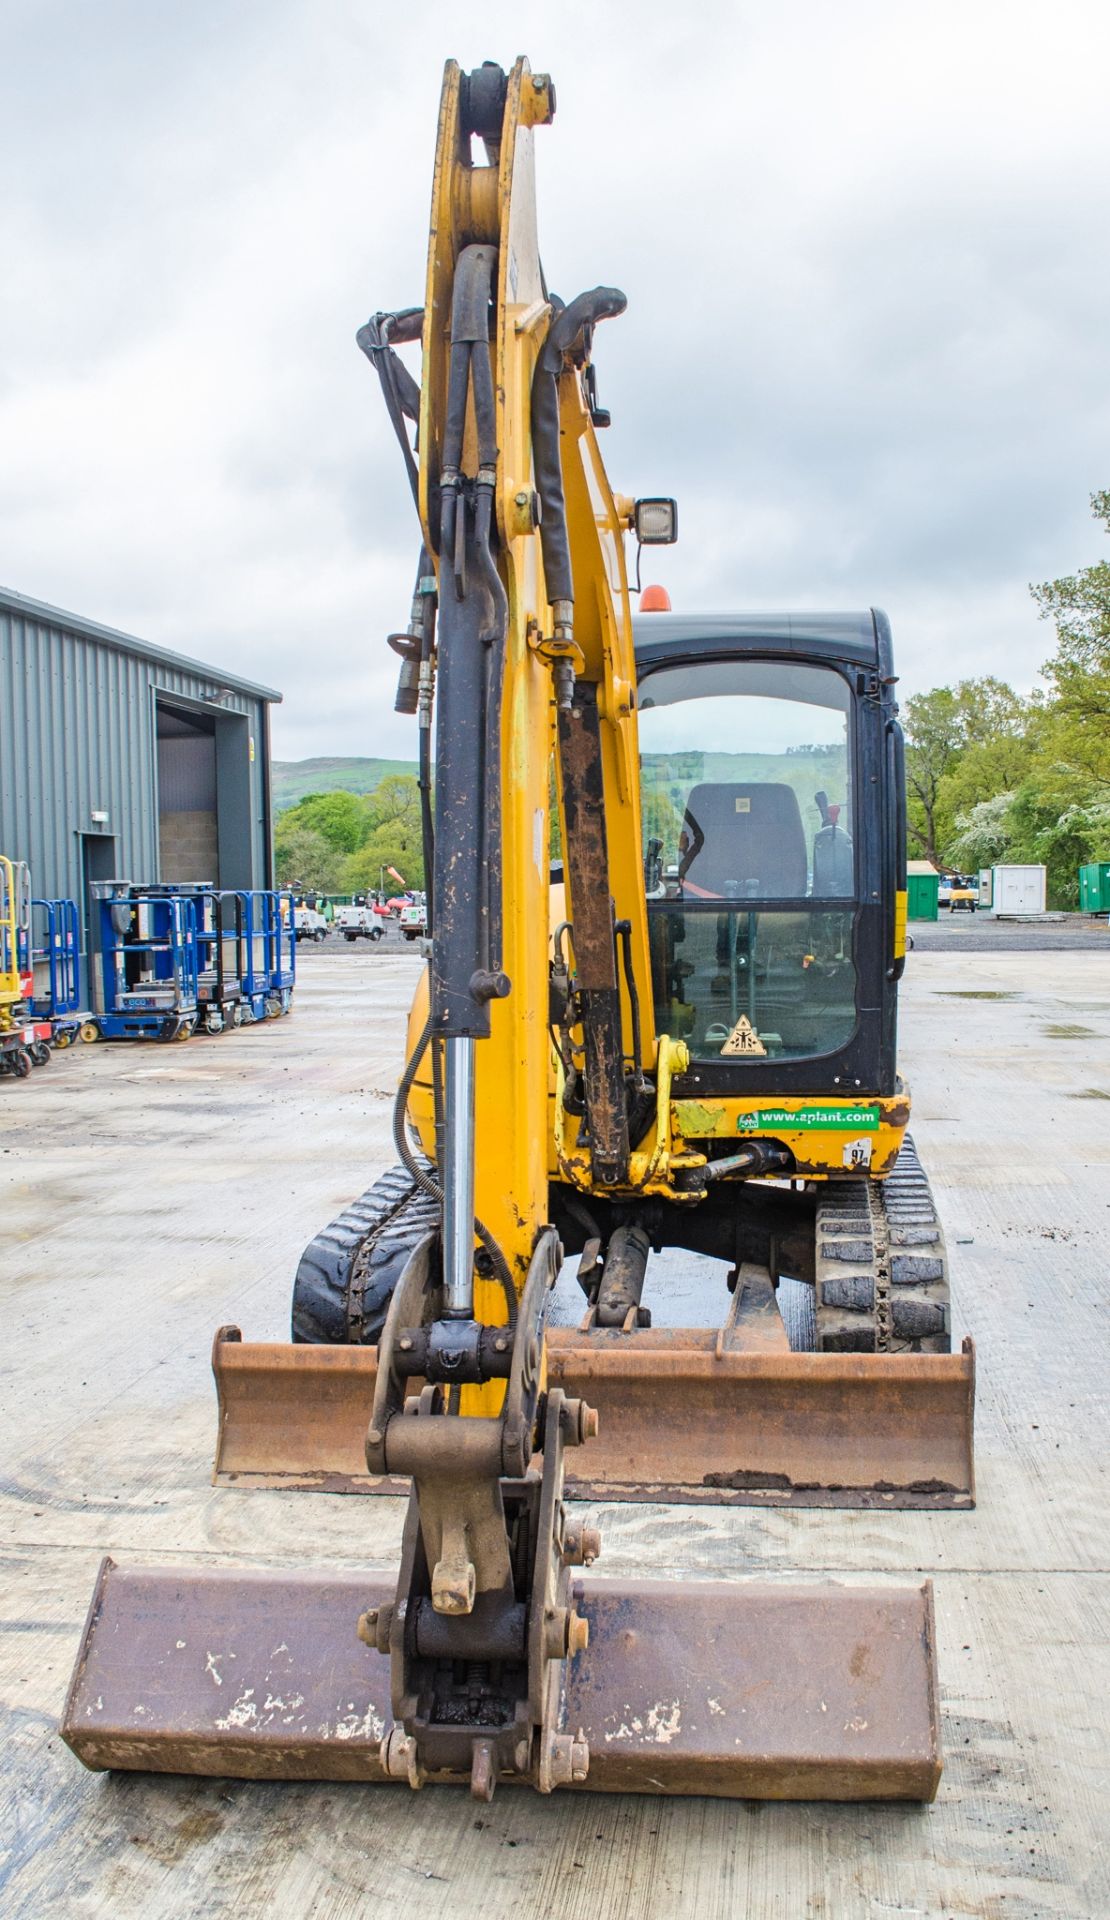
<box><xmin>637</xmin><ymin>656</ymin><xmax>856</xmax><ymax>1063</ymax></box>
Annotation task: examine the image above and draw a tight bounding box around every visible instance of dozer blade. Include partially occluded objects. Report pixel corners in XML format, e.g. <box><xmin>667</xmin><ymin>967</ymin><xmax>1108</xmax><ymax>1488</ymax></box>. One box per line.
<box><xmin>213</xmin><ymin>1326</ymin><xmax>975</xmax><ymax>1509</ymax></box>
<box><xmin>62</xmin><ymin>1558</ymin><xmax>941</xmax><ymax>1800</ymax></box>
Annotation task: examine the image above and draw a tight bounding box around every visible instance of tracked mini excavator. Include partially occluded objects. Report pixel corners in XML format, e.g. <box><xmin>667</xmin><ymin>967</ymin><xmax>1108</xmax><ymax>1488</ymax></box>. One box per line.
<box><xmin>63</xmin><ymin>57</ymin><xmax>974</xmax><ymax>1803</ymax></box>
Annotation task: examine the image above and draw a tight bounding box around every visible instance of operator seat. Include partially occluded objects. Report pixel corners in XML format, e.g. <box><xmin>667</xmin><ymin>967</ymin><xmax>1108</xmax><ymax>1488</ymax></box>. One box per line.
<box><xmin>678</xmin><ymin>783</ymin><xmax>808</xmax><ymax>898</ymax></box>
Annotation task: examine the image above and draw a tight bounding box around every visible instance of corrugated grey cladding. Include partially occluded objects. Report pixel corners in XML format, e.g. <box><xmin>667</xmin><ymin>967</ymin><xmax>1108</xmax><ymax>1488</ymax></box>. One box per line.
<box><xmin>0</xmin><ymin>589</ymin><xmax>275</xmax><ymax>909</ymax></box>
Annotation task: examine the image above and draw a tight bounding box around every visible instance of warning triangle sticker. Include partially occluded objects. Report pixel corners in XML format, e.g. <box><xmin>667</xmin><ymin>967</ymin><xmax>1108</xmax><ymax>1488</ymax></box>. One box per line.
<box><xmin>720</xmin><ymin>1015</ymin><xmax>767</xmax><ymax>1056</ymax></box>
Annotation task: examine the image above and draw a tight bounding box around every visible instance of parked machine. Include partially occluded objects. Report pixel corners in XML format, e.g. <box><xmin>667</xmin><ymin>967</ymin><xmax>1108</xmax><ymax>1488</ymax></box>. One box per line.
<box><xmin>91</xmin><ymin>883</ymin><xmax>200</xmax><ymax>1041</ymax></box>
<box><xmin>940</xmin><ymin>872</ymin><xmax>977</xmax><ymax>913</ymax></box>
<box><xmin>335</xmin><ymin>900</ymin><xmax>385</xmax><ymax>942</ymax></box>
<box><xmin>190</xmin><ymin>889</ymin><xmax>247</xmax><ymax>1034</ymax></box>
<box><xmin>398</xmin><ymin>893</ymin><xmax>427</xmax><ymax>941</ymax></box>
<box><xmin>63</xmin><ymin>59</ymin><xmax>974</xmax><ymax>1805</ymax></box>
<box><xmin>28</xmin><ymin>896</ymin><xmax>92</xmax><ymax>1046</ymax></box>
<box><xmin>235</xmin><ymin>889</ymin><xmax>296</xmax><ymax>1022</ymax></box>
<box><xmin>294</xmin><ymin>904</ymin><xmax>329</xmax><ymax>943</ymax></box>
<box><xmin>87</xmin><ymin>883</ymin><xmax>294</xmax><ymax>1040</ymax></box>
<box><xmin>0</xmin><ymin>855</ymin><xmax>54</xmax><ymax>1076</ymax></box>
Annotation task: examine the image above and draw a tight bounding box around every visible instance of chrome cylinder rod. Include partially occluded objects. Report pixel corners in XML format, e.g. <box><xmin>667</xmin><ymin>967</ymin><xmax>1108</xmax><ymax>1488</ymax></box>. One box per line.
<box><xmin>442</xmin><ymin>1035</ymin><xmax>477</xmax><ymax>1316</ymax></box>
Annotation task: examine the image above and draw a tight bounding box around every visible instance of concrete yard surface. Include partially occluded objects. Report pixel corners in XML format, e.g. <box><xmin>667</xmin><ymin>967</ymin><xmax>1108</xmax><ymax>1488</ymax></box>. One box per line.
<box><xmin>1</xmin><ymin>947</ymin><xmax>1108</xmax><ymax>1918</ymax></box>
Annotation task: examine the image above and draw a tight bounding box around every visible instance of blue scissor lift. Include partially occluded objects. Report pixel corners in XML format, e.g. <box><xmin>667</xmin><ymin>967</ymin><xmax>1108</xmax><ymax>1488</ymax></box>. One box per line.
<box><xmin>234</xmin><ymin>890</ymin><xmax>296</xmax><ymax>1024</ymax></box>
<box><xmin>91</xmin><ymin>884</ymin><xmax>200</xmax><ymax>1041</ymax></box>
<box><xmin>187</xmin><ymin>888</ymin><xmax>245</xmax><ymax>1035</ymax></box>
<box><xmin>28</xmin><ymin>897</ymin><xmax>93</xmax><ymax>1047</ymax></box>
<box><xmin>124</xmin><ymin>884</ymin><xmax>246</xmax><ymax>1035</ymax></box>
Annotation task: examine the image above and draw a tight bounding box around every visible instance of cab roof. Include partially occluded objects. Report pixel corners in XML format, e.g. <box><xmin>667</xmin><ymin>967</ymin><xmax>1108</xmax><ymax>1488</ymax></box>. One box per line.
<box><xmin>632</xmin><ymin>609</ymin><xmax>884</xmax><ymax>667</ymax></box>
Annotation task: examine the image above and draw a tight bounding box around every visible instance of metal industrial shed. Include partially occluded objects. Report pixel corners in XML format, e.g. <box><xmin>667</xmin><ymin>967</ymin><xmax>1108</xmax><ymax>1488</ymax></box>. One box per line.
<box><xmin>0</xmin><ymin>585</ymin><xmax>281</xmax><ymax>966</ymax></box>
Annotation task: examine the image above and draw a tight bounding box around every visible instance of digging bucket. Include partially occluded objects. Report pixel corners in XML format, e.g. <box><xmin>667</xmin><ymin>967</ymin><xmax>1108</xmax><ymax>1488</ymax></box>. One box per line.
<box><xmin>62</xmin><ymin>1558</ymin><xmax>942</xmax><ymax>1800</ymax></box>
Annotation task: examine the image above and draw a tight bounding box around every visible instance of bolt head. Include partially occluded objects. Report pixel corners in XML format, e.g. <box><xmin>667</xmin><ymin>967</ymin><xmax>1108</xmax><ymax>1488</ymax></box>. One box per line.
<box><xmin>543</xmin><ymin>1730</ymin><xmax>589</xmax><ymax>1789</ymax></box>
<box><xmin>381</xmin><ymin>1725</ymin><xmax>422</xmax><ymax>1784</ymax></box>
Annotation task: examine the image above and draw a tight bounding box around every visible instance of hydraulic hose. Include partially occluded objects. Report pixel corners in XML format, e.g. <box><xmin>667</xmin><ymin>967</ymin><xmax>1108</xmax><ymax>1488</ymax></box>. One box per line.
<box><xmin>615</xmin><ymin>920</ymin><xmax>644</xmax><ymax>1085</ymax></box>
<box><xmin>467</xmin><ymin>297</ymin><xmax>499</xmax><ymax>470</ymax></box>
<box><xmin>531</xmin><ymin>286</ymin><xmax>627</xmax><ymax>611</ymax></box>
<box><xmin>439</xmin><ymin>340</ymin><xmax>470</xmax><ymax>569</ymax></box>
<box><xmin>418</xmin><ymin>697</ymin><xmax>434</xmax><ymax>917</ymax></box>
<box><xmin>356</xmin><ymin>308</ymin><xmax>424</xmax><ymax>512</ymax></box>
<box><xmin>472</xmin><ymin>480</ymin><xmax>508</xmax><ymax>648</ymax></box>
<box><xmin>440</xmin><ymin>244</ymin><xmax>499</xmax><ymax>588</ymax></box>
<box><xmin>414</xmin><ymin>546</ymin><xmax>436</xmax><ymax>925</ymax></box>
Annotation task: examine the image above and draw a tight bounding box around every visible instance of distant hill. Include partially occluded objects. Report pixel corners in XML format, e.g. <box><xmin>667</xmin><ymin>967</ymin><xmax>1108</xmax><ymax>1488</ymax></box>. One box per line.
<box><xmin>641</xmin><ymin>747</ymin><xmax>848</xmax><ymax>828</ymax></box>
<box><xmin>274</xmin><ymin>747</ymin><xmax>847</xmax><ymax>829</ymax></box>
<box><xmin>273</xmin><ymin>756</ymin><xmax>416</xmax><ymax>814</ymax></box>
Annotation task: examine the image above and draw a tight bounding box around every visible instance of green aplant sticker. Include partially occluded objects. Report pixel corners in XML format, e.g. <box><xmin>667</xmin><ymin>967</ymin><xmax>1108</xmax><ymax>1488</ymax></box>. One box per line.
<box><xmin>736</xmin><ymin>1104</ymin><xmax>880</xmax><ymax>1133</ymax></box>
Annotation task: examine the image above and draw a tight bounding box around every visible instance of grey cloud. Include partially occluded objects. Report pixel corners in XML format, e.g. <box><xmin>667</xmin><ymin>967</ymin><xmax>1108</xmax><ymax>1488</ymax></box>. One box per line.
<box><xmin>2</xmin><ymin>0</ymin><xmax>1108</xmax><ymax>759</ymax></box>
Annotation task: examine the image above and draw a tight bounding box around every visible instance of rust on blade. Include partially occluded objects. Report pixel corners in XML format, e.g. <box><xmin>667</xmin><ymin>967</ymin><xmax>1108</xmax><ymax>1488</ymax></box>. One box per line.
<box><xmin>62</xmin><ymin>1559</ymin><xmax>941</xmax><ymax>1801</ymax></box>
<box><xmin>212</xmin><ymin>1326</ymin><xmax>407</xmax><ymax>1496</ymax></box>
<box><xmin>548</xmin><ymin>1331</ymin><xmax>975</xmax><ymax>1509</ymax></box>
<box><xmin>212</xmin><ymin>1326</ymin><xmax>975</xmax><ymax>1509</ymax></box>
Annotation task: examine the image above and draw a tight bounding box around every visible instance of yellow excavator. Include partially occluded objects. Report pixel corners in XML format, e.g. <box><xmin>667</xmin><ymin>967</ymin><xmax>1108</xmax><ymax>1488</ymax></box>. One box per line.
<box><xmin>62</xmin><ymin>57</ymin><xmax>974</xmax><ymax>1802</ymax></box>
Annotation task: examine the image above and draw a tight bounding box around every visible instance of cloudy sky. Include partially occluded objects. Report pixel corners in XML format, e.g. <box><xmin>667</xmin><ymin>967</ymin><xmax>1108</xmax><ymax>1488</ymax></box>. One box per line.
<box><xmin>3</xmin><ymin>0</ymin><xmax>1108</xmax><ymax>761</ymax></box>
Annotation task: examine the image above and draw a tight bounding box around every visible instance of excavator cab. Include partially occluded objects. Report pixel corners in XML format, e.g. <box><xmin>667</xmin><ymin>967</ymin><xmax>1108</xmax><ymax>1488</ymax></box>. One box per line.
<box><xmin>634</xmin><ymin>616</ymin><xmax>887</xmax><ymax>1070</ymax></box>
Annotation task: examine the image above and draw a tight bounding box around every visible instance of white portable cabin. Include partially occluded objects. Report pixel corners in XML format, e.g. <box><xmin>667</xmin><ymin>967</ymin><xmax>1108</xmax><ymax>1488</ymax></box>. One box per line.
<box><xmin>978</xmin><ymin>865</ymin><xmax>1047</xmax><ymax>914</ymax></box>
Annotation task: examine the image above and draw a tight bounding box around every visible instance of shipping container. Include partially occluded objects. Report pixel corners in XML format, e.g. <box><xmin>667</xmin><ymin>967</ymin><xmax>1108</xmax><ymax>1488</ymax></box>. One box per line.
<box><xmin>978</xmin><ymin>865</ymin><xmax>1046</xmax><ymax>916</ymax></box>
<box><xmin>906</xmin><ymin>871</ymin><xmax>940</xmax><ymax>920</ymax></box>
<box><xmin>1078</xmin><ymin>863</ymin><xmax>1110</xmax><ymax>914</ymax></box>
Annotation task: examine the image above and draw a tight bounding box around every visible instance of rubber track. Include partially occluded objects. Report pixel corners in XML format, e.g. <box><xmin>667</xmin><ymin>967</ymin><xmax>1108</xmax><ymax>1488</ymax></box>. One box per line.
<box><xmin>291</xmin><ymin>1162</ymin><xmax>440</xmax><ymax>1345</ymax></box>
<box><xmin>814</xmin><ymin>1135</ymin><xmax>950</xmax><ymax>1354</ymax></box>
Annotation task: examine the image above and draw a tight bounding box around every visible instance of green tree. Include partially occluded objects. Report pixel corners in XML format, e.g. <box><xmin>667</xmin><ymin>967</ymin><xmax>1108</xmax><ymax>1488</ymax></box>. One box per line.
<box><xmin>1032</xmin><ymin>489</ymin><xmax>1110</xmax><ymax>656</ymax></box>
<box><xmin>274</xmin><ymin>825</ymin><xmax>346</xmax><ymax>892</ymax></box>
<box><xmin>342</xmin><ymin>773</ymin><xmax>425</xmax><ymax>892</ymax></box>
<box><xmin>364</xmin><ymin>773</ymin><xmax>423</xmax><ymax>835</ymax></box>
<box><xmin>903</xmin><ymin>678</ymin><xmax>1027</xmax><ymax>864</ymax></box>
<box><xmin>1008</xmin><ymin>783</ymin><xmax>1110</xmax><ymax>910</ymax></box>
<box><xmin>1031</xmin><ymin>490</ymin><xmax>1110</xmax><ymax>793</ymax></box>
<box><xmin>1019</xmin><ymin>487</ymin><xmax>1110</xmax><ymax>901</ymax></box>
<box><xmin>936</xmin><ymin>722</ymin><xmax>1041</xmax><ymax>834</ymax></box>
<box><xmin>281</xmin><ymin>790</ymin><xmax>372</xmax><ymax>854</ymax></box>
<box><xmin>950</xmin><ymin>783</ymin><xmax>1110</xmax><ymax>910</ymax></box>
<box><xmin>641</xmin><ymin>786</ymin><xmax>684</xmax><ymax>867</ymax></box>
<box><xmin>948</xmin><ymin>792</ymin><xmax>1017</xmax><ymax>869</ymax></box>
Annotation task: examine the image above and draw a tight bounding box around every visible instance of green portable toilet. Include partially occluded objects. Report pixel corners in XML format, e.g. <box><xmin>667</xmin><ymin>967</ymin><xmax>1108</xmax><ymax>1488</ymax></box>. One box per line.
<box><xmin>906</xmin><ymin>865</ymin><xmax>940</xmax><ymax>921</ymax></box>
<box><xmin>1078</xmin><ymin>863</ymin><xmax>1110</xmax><ymax>913</ymax></box>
